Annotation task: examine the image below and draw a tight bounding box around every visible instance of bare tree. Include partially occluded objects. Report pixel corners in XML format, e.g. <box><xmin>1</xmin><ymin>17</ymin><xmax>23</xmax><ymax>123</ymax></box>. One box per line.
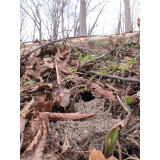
<box><xmin>117</xmin><ymin>0</ymin><xmax>122</xmax><ymax>34</ymax></box>
<box><xmin>124</xmin><ymin>0</ymin><xmax>133</xmax><ymax>33</ymax></box>
<box><xmin>20</xmin><ymin>0</ymin><xmax>28</xmax><ymax>42</ymax></box>
<box><xmin>80</xmin><ymin>0</ymin><xmax>87</xmax><ymax>36</ymax></box>
<box><xmin>20</xmin><ymin>0</ymin><xmax>43</xmax><ymax>43</ymax></box>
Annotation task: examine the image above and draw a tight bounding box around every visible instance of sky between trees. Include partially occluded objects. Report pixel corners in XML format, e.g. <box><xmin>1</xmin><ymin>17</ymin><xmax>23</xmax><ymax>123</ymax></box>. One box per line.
<box><xmin>20</xmin><ymin>0</ymin><xmax>140</xmax><ymax>43</ymax></box>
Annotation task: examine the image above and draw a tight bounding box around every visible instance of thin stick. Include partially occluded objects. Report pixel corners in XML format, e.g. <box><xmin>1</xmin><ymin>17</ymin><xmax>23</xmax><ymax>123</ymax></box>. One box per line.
<box><xmin>120</xmin><ymin>112</ymin><xmax>131</xmax><ymax>134</ymax></box>
<box><xmin>121</xmin><ymin>123</ymin><xmax>140</xmax><ymax>136</ymax></box>
<box><xmin>88</xmin><ymin>71</ymin><xmax>140</xmax><ymax>83</ymax></box>
<box><xmin>20</xmin><ymin>133</ymin><xmax>23</xmax><ymax>149</ymax></box>
<box><xmin>116</xmin><ymin>140</ymin><xmax>122</xmax><ymax>160</ymax></box>
<box><xmin>105</xmin><ymin>83</ymin><xmax>120</xmax><ymax>92</ymax></box>
<box><xmin>116</xmin><ymin>95</ymin><xmax>129</xmax><ymax>112</ymax></box>
<box><xmin>55</xmin><ymin>61</ymin><xmax>60</xmax><ymax>85</ymax></box>
<box><xmin>68</xmin><ymin>85</ymin><xmax>89</xmax><ymax>91</ymax></box>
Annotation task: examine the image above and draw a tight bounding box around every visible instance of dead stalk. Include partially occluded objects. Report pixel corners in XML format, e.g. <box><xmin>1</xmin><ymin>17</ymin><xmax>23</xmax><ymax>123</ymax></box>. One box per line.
<box><xmin>116</xmin><ymin>95</ymin><xmax>129</xmax><ymax>112</ymax></box>
<box><xmin>116</xmin><ymin>140</ymin><xmax>122</xmax><ymax>160</ymax></box>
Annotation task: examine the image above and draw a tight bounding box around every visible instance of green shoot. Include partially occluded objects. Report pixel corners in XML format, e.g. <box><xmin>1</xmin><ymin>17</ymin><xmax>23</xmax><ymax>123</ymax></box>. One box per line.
<box><xmin>103</xmin><ymin>126</ymin><xmax>119</xmax><ymax>158</ymax></box>
<box><xmin>128</xmin><ymin>58</ymin><xmax>136</xmax><ymax>64</ymax></box>
<box><xmin>84</xmin><ymin>86</ymin><xmax>87</xmax><ymax>91</ymax></box>
<box><xmin>23</xmin><ymin>80</ymin><xmax>35</xmax><ymax>85</ymax></box>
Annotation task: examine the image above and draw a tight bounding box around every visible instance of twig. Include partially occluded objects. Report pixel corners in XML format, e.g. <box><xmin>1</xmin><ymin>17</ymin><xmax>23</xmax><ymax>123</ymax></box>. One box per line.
<box><xmin>121</xmin><ymin>123</ymin><xmax>140</xmax><ymax>136</ymax></box>
<box><xmin>105</xmin><ymin>98</ymin><xmax>112</xmax><ymax>113</ymax></box>
<box><xmin>126</xmin><ymin>137</ymin><xmax>140</xmax><ymax>148</ymax></box>
<box><xmin>20</xmin><ymin>133</ymin><xmax>23</xmax><ymax>149</ymax></box>
<box><xmin>64</xmin><ymin>129</ymin><xmax>87</xmax><ymax>160</ymax></box>
<box><xmin>22</xmin><ymin>35</ymin><xmax>112</xmax><ymax>59</ymax></box>
<box><xmin>125</xmin><ymin>32</ymin><xmax>138</xmax><ymax>44</ymax></box>
<box><xmin>120</xmin><ymin>112</ymin><xmax>131</xmax><ymax>134</ymax></box>
<box><xmin>68</xmin><ymin>85</ymin><xmax>89</xmax><ymax>91</ymax></box>
<box><xmin>116</xmin><ymin>95</ymin><xmax>129</xmax><ymax>112</ymax></box>
<box><xmin>105</xmin><ymin>83</ymin><xmax>120</xmax><ymax>92</ymax></box>
<box><xmin>88</xmin><ymin>71</ymin><xmax>140</xmax><ymax>83</ymax></box>
<box><xmin>116</xmin><ymin>140</ymin><xmax>122</xmax><ymax>160</ymax></box>
<box><xmin>55</xmin><ymin>61</ymin><xmax>60</xmax><ymax>86</ymax></box>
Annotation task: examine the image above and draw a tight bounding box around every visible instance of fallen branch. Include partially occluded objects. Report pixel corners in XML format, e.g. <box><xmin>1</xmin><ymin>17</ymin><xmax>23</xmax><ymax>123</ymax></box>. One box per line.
<box><xmin>88</xmin><ymin>71</ymin><xmax>140</xmax><ymax>83</ymax></box>
<box><xmin>116</xmin><ymin>95</ymin><xmax>130</xmax><ymax>112</ymax></box>
<box><xmin>121</xmin><ymin>123</ymin><xmax>140</xmax><ymax>136</ymax></box>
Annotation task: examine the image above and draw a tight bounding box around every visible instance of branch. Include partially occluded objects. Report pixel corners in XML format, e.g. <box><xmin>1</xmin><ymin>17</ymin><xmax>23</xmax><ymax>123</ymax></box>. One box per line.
<box><xmin>88</xmin><ymin>71</ymin><xmax>140</xmax><ymax>83</ymax></box>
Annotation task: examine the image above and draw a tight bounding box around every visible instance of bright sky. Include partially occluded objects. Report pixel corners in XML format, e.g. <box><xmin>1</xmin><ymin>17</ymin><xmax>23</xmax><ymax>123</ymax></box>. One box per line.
<box><xmin>22</xmin><ymin>0</ymin><xmax>140</xmax><ymax>42</ymax></box>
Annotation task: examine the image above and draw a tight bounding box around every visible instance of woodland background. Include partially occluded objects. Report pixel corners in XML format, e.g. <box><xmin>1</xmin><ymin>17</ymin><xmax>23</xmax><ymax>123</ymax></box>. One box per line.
<box><xmin>0</xmin><ymin>0</ymin><xmax>160</xmax><ymax>160</ymax></box>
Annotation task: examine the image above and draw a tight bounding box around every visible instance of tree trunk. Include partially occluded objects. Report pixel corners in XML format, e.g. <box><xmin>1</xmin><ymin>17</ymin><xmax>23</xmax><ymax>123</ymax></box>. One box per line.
<box><xmin>117</xmin><ymin>0</ymin><xmax>121</xmax><ymax>34</ymax></box>
<box><xmin>124</xmin><ymin>0</ymin><xmax>133</xmax><ymax>33</ymax></box>
<box><xmin>80</xmin><ymin>0</ymin><xmax>87</xmax><ymax>36</ymax></box>
<box><xmin>61</xmin><ymin>8</ymin><xmax>65</xmax><ymax>38</ymax></box>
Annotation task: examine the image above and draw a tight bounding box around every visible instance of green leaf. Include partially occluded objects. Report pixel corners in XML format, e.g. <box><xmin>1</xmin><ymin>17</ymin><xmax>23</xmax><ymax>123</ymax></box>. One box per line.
<box><xmin>73</xmin><ymin>53</ymin><xmax>78</xmax><ymax>57</ymax></box>
<box><xmin>68</xmin><ymin>66</ymin><xmax>78</xmax><ymax>73</ymax></box>
<box><xmin>90</xmin><ymin>56</ymin><xmax>94</xmax><ymax>61</ymax></box>
<box><xmin>129</xmin><ymin>58</ymin><xmax>136</xmax><ymax>64</ymax></box>
<box><xmin>72</xmin><ymin>46</ymin><xmax>78</xmax><ymax>52</ymax></box>
<box><xmin>55</xmin><ymin>45</ymin><xmax>63</xmax><ymax>49</ymax></box>
<box><xmin>78</xmin><ymin>55</ymin><xmax>82</xmax><ymax>61</ymax></box>
<box><xmin>117</xmin><ymin>67</ymin><xmax>123</xmax><ymax>70</ymax></box>
<box><xmin>90</xmin><ymin>40</ymin><xmax>95</xmax><ymax>43</ymax></box>
<box><xmin>103</xmin><ymin>127</ymin><xmax>119</xmax><ymax>157</ymax></box>
<box><xmin>84</xmin><ymin>86</ymin><xmax>87</xmax><ymax>91</ymax></box>
<box><xmin>23</xmin><ymin>80</ymin><xmax>35</xmax><ymax>85</ymax></box>
<box><xmin>125</xmin><ymin>97</ymin><xmax>133</xmax><ymax>105</ymax></box>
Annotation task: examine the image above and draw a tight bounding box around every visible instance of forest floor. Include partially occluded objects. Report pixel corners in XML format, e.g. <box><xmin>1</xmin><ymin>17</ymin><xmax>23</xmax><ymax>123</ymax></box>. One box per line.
<box><xmin>20</xmin><ymin>33</ymin><xmax>140</xmax><ymax>160</ymax></box>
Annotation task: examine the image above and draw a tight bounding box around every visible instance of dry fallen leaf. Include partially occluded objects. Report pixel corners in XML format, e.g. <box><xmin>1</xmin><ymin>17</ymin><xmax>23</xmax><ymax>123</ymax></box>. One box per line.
<box><xmin>106</xmin><ymin>156</ymin><xmax>118</xmax><ymax>160</ymax></box>
<box><xmin>39</xmin><ymin>112</ymin><xmax>96</xmax><ymax>121</ymax></box>
<box><xmin>89</xmin><ymin>149</ymin><xmax>106</xmax><ymax>160</ymax></box>
<box><xmin>20</xmin><ymin>97</ymin><xmax>35</xmax><ymax>118</ymax></box>
<box><xmin>21</xmin><ymin>114</ymin><xmax>49</xmax><ymax>160</ymax></box>
<box><xmin>59</xmin><ymin>89</ymin><xmax>71</xmax><ymax>108</ymax></box>
<box><xmin>20</xmin><ymin>119</ymin><xmax>29</xmax><ymax>134</ymax></box>
<box><xmin>61</xmin><ymin>133</ymin><xmax>71</xmax><ymax>153</ymax></box>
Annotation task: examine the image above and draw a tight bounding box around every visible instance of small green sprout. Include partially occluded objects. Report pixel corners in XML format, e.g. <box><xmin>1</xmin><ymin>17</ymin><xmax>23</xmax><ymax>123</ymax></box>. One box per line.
<box><xmin>90</xmin><ymin>40</ymin><xmax>95</xmax><ymax>43</ymax></box>
<box><xmin>122</xmin><ymin>40</ymin><xmax>125</xmax><ymax>43</ymax></box>
<box><xmin>84</xmin><ymin>86</ymin><xmax>87</xmax><ymax>91</ymax></box>
<box><xmin>124</xmin><ymin>97</ymin><xmax>133</xmax><ymax>112</ymax></box>
<box><xmin>104</xmin><ymin>56</ymin><xmax>108</xmax><ymax>60</ymax></box>
<box><xmin>128</xmin><ymin>58</ymin><xmax>136</xmax><ymax>64</ymax></box>
<box><xmin>103</xmin><ymin>126</ymin><xmax>119</xmax><ymax>158</ymax></box>
<box><xmin>23</xmin><ymin>80</ymin><xmax>35</xmax><ymax>85</ymax></box>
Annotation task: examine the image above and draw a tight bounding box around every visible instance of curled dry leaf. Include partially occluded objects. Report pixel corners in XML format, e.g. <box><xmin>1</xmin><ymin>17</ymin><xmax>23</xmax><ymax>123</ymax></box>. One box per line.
<box><xmin>89</xmin><ymin>149</ymin><xmax>106</xmax><ymax>160</ymax></box>
<box><xmin>20</xmin><ymin>119</ymin><xmax>29</xmax><ymax>134</ymax></box>
<box><xmin>30</xmin><ymin>118</ymin><xmax>40</xmax><ymax>137</ymax></box>
<box><xmin>90</xmin><ymin>83</ymin><xmax>117</xmax><ymax>101</ymax></box>
<box><xmin>30</xmin><ymin>83</ymin><xmax>53</xmax><ymax>92</ymax></box>
<box><xmin>36</xmin><ymin>91</ymin><xmax>52</xmax><ymax>103</ymax></box>
<box><xmin>61</xmin><ymin>133</ymin><xmax>71</xmax><ymax>153</ymax></box>
<box><xmin>59</xmin><ymin>89</ymin><xmax>71</xmax><ymax>108</ymax></box>
<box><xmin>24</xmin><ymin>101</ymin><xmax>55</xmax><ymax>120</ymax></box>
<box><xmin>39</xmin><ymin>112</ymin><xmax>96</xmax><ymax>121</ymax></box>
<box><xmin>21</xmin><ymin>115</ymin><xmax>49</xmax><ymax>160</ymax></box>
<box><xmin>20</xmin><ymin>97</ymin><xmax>35</xmax><ymax>118</ymax></box>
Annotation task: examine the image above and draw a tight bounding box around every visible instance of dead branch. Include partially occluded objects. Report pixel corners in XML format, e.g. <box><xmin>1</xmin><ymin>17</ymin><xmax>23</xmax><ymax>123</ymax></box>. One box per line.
<box><xmin>121</xmin><ymin>123</ymin><xmax>140</xmax><ymax>136</ymax></box>
<box><xmin>88</xmin><ymin>71</ymin><xmax>140</xmax><ymax>83</ymax></box>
